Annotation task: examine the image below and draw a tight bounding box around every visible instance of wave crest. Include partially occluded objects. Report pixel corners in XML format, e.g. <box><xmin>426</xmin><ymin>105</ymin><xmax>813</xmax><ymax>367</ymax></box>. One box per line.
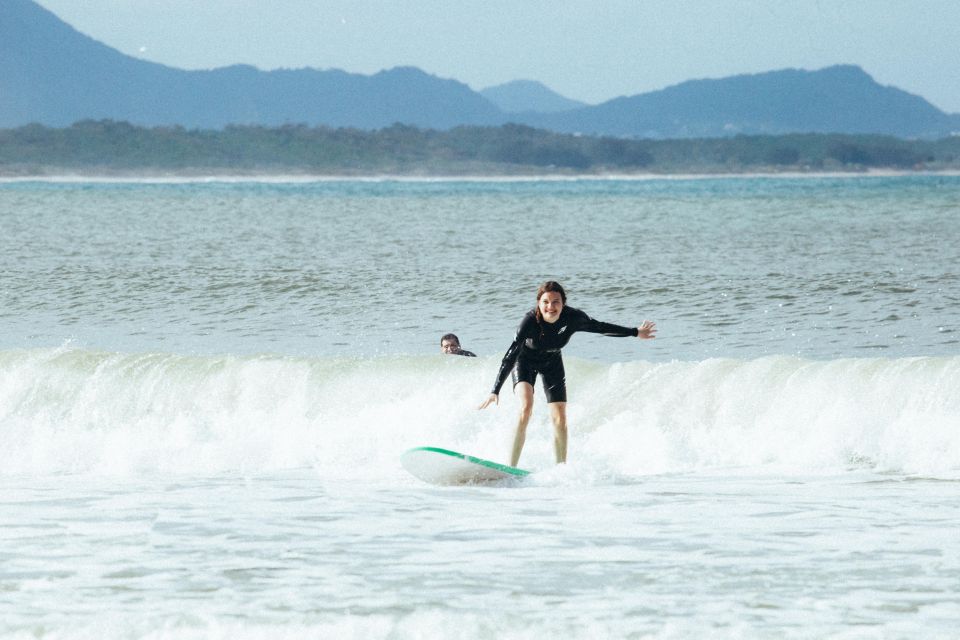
<box><xmin>1</xmin><ymin>348</ymin><xmax>958</xmax><ymax>478</ymax></box>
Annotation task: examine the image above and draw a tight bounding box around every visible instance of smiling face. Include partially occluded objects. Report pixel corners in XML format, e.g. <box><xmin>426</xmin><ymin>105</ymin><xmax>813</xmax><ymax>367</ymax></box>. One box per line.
<box><xmin>538</xmin><ymin>291</ymin><xmax>564</xmax><ymax>323</ymax></box>
<box><xmin>440</xmin><ymin>337</ymin><xmax>461</xmax><ymax>354</ymax></box>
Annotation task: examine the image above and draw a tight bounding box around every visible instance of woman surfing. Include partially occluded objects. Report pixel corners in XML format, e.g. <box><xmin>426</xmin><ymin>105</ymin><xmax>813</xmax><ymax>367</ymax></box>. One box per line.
<box><xmin>479</xmin><ymin>281</ymin><xmax>656</xmax><ymax>466</ymax></box>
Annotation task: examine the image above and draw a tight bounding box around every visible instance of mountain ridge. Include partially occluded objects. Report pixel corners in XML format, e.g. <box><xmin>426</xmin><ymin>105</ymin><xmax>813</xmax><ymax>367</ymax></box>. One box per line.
<box><xmin>0</xmin><ymin>0</ymin><xmax>504</xmax><ymax>129</ymax></box>
<box><xmin>530</xmin><ymin>65</ymin><xmax>959</xmax><ymax>139</ymax></box>
<box><xmin>480</xmin><ymin>80</ymin><xmax>587</xmax><ymax>114</ymax></box>
<box><xmin>3</xmin><ymin>0</ymin><xmax>959</xmax><ymax>138</ymax></box>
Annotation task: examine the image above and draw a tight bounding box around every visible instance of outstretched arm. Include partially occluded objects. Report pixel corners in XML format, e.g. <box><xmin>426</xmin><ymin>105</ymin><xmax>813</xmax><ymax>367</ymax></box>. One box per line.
<box><xmin>576</xmin><ymin>309</ymin><xmax>652</xmax><ymax>338</ymax></box>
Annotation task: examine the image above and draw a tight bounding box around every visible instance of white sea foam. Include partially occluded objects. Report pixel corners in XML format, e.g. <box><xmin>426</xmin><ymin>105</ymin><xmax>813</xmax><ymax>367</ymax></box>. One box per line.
<box><xmin>5</xmin><ymin>176</ymin><xmax>960</xmax><ymax>640</ymax></box>
<box><xmin>2</xmin><ymin>347</ymin><xmax>958</xmax><ymax>479</ymax></box>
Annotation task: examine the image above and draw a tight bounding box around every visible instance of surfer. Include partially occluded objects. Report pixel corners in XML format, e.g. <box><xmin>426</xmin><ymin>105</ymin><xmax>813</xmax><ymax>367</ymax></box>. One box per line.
<box><xmin>440</xmin><ymin>333</ymin><xmax>476</xmax><ymax>357</ymax></box>
<box><xmin>479</xmin><ymin>281</ymin><xmax>656</xmax><ymax>466</ymax></box>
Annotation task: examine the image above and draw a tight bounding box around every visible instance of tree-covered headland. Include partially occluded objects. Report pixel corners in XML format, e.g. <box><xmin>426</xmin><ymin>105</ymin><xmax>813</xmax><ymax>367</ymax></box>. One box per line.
<box><xmin>1</xmin><ymin>120</ymin><xmax>959</xmax><ymax>175</ymax></box>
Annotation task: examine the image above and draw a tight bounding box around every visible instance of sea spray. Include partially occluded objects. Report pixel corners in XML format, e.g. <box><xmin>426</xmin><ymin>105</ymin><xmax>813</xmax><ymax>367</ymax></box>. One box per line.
<box><xmin>1</xmin><ymin>347</ymin><xmax>958</xmax><ymax>478</ymax></box>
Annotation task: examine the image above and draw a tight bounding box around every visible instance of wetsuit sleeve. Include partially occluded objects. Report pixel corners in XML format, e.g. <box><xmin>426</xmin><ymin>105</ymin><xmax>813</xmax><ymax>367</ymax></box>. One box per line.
<box><xmin>490</xmin><ymin>314</ymin><xmax>536</xmax><ymax>395</ymax></box>
<box><xmin>572</xmin><ymin>309</ymin><xmax>639</xmax><ymax>337</ymax></box>
<box><xmin>491</xmin><ymin>338</ymin><xmax>522</xmax><ymax>395</ymax></box>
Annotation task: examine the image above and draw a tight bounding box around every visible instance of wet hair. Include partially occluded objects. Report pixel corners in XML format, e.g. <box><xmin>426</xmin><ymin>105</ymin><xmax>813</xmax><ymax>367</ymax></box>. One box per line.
<box><xmin>535</xmin><ymin>281</ymin><xmax>567</xmax><ymax>323</ymax></box>
<box><xmin>440</xmin><ymin>333</ymin><xmax>460</xmax><ymax>346</ymax></box>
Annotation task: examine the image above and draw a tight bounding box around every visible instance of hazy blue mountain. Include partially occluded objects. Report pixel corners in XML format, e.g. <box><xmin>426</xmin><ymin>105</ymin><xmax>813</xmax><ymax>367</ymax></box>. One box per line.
<box><xmin>480</xmin><ymin>80</ymin><xmax>586</xmax><ymax>113</ymax></box>
<box><xmin>0</xmin><ymin>0</ymin><xmax>503</xmax><ymax>129</ymax></box>
<box><xmin>523</xmin><ymin>66</ymin><xmax>960</xmax><ymax>139</ymax></box>
<box><xmin>3</xmin><ymin>0</ymin><xmax>959</xmax><ymax>138</ymax></box>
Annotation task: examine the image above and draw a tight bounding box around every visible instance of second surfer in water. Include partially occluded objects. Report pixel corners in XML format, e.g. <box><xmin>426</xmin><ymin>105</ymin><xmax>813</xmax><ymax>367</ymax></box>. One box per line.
<box><xmin>479</xmin><ymin>281</ymin><xmax>656</xmax><ymax>466</ymax></box>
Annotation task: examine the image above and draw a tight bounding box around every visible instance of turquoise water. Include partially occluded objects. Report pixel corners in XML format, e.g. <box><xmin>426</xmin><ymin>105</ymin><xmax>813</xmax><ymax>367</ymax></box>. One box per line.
<box><xmin>1</xmin><ymin>176</ymin><xmax>959</xmax><ymax>638</ymax></box>
<box><xmin>2</xmin><ymin>176</ymin><xmax>958</xmax><ymax>360</ymax></box>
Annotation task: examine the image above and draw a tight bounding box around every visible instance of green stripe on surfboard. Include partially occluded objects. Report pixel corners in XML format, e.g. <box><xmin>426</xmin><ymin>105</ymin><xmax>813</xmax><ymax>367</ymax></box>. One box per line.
<box><xmin>407</xmin><ymin>446</ymin><xmax>531</xmax><ymax>476</ymax></box>
<box><xmin>401</xmin><ymin>446</ymin><xmax>533</xmax><ymax>485</ymax></box>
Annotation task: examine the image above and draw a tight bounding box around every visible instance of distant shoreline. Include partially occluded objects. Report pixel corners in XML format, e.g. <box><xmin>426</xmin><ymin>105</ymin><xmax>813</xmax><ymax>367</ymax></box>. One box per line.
<box><xmin>3</xmin><ymin>122</ymin><xmax>959</xmax><ymax>178</ymax></box>
<box><xmin>3</xmin><ymin>168</ymin><xmax>960</xmax><ymax>184</ymax></box>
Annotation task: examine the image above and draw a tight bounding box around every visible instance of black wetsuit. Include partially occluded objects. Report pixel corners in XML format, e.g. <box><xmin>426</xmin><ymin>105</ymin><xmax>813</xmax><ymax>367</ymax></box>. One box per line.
<box><xmin>491</xmin><ymin>306</ymin><xmax>638</xmax><ymax>403</ymax></box>
<box><xmin>455</xmin><ymin>349</ymin><xmax>477</xmax><ymax>357</ymax></box>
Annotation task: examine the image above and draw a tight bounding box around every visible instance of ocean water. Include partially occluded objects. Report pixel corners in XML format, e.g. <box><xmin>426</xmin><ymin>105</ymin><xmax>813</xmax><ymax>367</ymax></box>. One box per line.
<box><xmin>1</xmin><ymin>175</ymin><xmax>959</xmax><ymax>638</ymax></box>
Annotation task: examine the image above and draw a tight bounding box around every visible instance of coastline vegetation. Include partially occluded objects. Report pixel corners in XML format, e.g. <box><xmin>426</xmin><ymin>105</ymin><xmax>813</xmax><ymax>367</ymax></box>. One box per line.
<box><xmin>2</xmin><ymin>120</ymin><xmax>959</xmax><ymax>176</ymax></box>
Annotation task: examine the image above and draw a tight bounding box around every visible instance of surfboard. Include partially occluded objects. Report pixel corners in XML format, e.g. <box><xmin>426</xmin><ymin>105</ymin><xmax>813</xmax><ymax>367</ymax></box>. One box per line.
<box><xmin>401</xmin><ymin>446</ymin><xmax>531</xmax><ymax>486</ymax></box>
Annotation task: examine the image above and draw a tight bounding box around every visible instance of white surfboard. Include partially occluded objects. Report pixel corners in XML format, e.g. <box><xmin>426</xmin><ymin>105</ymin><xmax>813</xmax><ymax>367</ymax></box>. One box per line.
<box><xmin>401</xmin><ymin>446</ymin><xmax>531</xmax><ymax>486</ymax></box>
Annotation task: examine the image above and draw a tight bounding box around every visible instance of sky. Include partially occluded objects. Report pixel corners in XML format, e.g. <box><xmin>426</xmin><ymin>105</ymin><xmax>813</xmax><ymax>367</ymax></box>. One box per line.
<box><xmin>35</xmin><ymin>0</ymin><xmax>960</xmax><ymax>113</ymax></box>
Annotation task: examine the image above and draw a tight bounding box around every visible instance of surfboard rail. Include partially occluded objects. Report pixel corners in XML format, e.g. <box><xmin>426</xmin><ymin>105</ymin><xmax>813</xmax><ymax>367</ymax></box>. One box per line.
<box><xmin>401</xmin><ymin>446</ymin><xmax>531</xmax><ymax>485</ymax></box>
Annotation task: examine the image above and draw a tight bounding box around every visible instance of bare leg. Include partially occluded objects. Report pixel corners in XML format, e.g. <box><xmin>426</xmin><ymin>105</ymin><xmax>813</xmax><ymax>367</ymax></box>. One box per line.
<box><xmin>548</xmin><ymin>401</ymin><xmax>567</xmax><ymax>464</ymax></box>
<box><xmin>510</xmin><ymin>382</ymin><xmax>534</xmax><ymax>467</ymax></box>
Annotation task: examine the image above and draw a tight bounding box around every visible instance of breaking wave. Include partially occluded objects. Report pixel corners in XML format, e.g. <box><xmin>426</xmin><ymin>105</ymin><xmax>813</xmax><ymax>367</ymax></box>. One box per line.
<box><xmin>1</xmin><ymin>346</ymin><xmax>958</xmax><ymax>479</ymax></box>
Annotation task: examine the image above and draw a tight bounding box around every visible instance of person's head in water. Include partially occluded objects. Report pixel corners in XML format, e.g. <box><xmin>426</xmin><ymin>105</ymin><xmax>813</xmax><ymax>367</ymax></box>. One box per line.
<box><xmin>535</xmin><ymin>281</ymin><xmax>567</xmax><ymax>324</ymax></box>
<box><xmin>441</xmin><ymin>333</ymin><xmax>464</xmax><ymax>355</ymax></box>
<box><xmin>441</xmin><ymin>334</ymin><xmax>477</xmax><ymax>357</ymax></box>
